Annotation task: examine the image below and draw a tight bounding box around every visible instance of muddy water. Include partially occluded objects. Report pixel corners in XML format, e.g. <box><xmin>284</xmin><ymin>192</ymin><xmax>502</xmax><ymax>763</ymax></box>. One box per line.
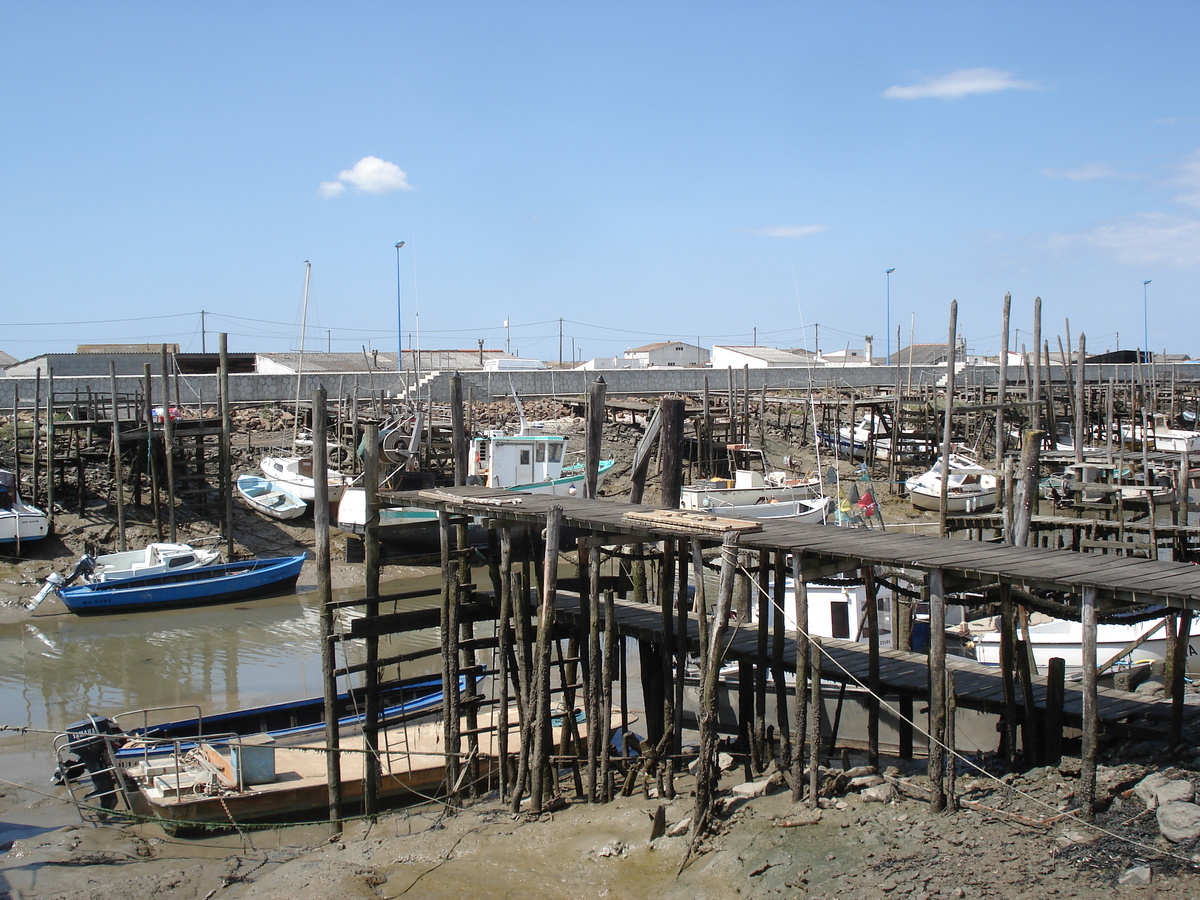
<box><xmin>0</xmin><ymin>572</ymin><xmax>446</xmax><ymax>791</ymax></box>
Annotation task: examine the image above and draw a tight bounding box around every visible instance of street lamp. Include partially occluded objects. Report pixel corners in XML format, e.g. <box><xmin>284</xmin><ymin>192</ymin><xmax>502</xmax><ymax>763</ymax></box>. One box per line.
<box><xmin>395</xmin><ymin>241</ymin><xmax>405</xmax><ymax>372</ymax></box>
<box><xmin>504</xmin><ymin>317</ymin><xmax>511</xmax><ymax>355</ymax></box>
<box><xmin>1143</xmin><ymin>279</ymin><xmax>1151</xmax><ymax>362</ymax></box>
<box><xmin>885</xmin><ymin>268</ymin><xmax>896</xmax><ymax>365</ymax></box>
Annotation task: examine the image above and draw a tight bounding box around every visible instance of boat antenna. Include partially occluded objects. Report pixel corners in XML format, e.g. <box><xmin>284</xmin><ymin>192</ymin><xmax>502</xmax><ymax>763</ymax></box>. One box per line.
<box><xmin>293</xmin><ymin>261</ymin><xmax>311</xmax><ymax>451</ymax></box>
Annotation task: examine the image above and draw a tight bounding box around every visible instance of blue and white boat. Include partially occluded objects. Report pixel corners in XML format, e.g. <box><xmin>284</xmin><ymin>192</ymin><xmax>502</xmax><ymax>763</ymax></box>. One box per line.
<box><xmin>54</xmin><ymin>554</ymin><xmax>307</xmax><ymax>614</ymax></box>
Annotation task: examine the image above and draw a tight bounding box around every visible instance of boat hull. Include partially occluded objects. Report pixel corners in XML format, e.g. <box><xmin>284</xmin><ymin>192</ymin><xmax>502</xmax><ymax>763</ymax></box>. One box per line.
<box><xmin>56</xmin><ymin>554</ymin><xmax>307</xmax><ymax>614</ymax></box>
<box><xmin>237</xmin><ymin>474</ymin><xmax>308</xmax><ymax>520</ymax></box>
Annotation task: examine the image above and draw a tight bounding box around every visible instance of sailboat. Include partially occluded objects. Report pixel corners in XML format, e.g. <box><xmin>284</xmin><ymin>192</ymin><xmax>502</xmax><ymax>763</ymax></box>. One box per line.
<box><xmin>258</xmin><ymin>262</ymin><xmax>355</xmax><ymax>505</ymax></box>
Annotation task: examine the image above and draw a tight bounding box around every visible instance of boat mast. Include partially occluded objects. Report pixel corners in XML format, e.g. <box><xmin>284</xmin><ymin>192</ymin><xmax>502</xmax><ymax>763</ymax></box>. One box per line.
<box><xmin>292</xmin><ymin>261</ymin><xmax>311</xmax><ymax>451</ymax></box>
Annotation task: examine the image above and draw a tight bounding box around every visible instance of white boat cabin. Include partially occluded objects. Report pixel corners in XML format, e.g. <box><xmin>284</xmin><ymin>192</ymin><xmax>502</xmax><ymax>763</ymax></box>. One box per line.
<box><xmin>468</xmin><ymin>430</ymin><xmax>569</xmax><ymax>489</ymax></box>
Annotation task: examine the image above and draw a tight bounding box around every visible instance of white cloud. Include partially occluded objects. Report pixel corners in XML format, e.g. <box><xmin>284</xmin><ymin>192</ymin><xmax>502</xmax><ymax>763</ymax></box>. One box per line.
<box><xmin>1041</xmin><ymin>163</ymin><xmax>1136</xmax><ymax>182</ymax></box>
<box><xmin>1170</xmin><ymin>149</ymin><xmax>1200</xmax><ymax>209</ymax></box>
<box><xmin>319</xmin><ymin>156</ymin><xmax>412</xmax><ymax>197</ymax></box>
<box><xmin>742</xmin><ymin>225</ymin><xmax>828</xmax><ymax>238</ymax></box>
<box><xmin>882</xmin><ymin>68</ymin><xmax>1041</xmax><ymax>101</ymax></box>
<box><xmin>1054</xmin><ymin>213</ymin><xmax>1200</xmax><ymax>267</ymax></box>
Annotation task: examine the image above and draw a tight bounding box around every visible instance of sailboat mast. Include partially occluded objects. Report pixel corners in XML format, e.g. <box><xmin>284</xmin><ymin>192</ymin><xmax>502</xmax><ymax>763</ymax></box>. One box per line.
<box><xmin>292</xmin><ymin>261</ymin><xmax>311</xmax><ymax>450</ymax></box>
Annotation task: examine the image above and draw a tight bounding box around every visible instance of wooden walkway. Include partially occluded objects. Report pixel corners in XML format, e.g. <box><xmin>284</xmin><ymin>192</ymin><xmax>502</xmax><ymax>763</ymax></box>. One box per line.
<box><xmin>410</xmin><ymin>485</ymin><xmax>1200</xmax><ymax>611</ymax></box>
<box><xmin>553</xmin><ymin>593</ymin><xmax>1192</xmax><ymax>738</ymax></box>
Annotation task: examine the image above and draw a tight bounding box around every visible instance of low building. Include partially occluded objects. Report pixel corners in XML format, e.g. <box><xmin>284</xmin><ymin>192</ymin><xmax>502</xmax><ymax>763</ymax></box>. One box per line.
<box><xmin>624</xmin><ymin>341</ymin><xmax>710</xmax><ymax>367</ymax></box>
<box><xmin>711</xmin><ymin>346</ymin><xmax>812</xmax><ymax>368</ymax></box>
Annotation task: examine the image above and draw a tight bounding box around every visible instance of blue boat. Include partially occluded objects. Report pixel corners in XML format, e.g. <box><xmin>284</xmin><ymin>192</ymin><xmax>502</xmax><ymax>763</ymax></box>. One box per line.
<box><xmin>55</xmin><ymin>554</ymin><xmax>307</xmax><ymax>614</ymax></box>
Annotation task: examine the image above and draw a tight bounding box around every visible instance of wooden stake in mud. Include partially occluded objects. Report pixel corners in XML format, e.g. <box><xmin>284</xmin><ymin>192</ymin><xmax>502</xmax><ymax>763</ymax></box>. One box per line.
<box><xmin>807</xmin><ymin>638</ymin><xmax>822</xmax><ymax>809</ymax></box>
<box><xmin>219</xmin><ymin>334</ymin><xmax>234</xmax><ymax>559</ymax></box>
<box><xmin>1079</xmin><ymin>585</ymin><xmax>1098</xmax><ymax>820</ymax></box>
<box><xmin>144</xmin><ymin>363</ymin><xmax>163</xmax><ymax>542</ymax></box>
<box><xmin>529</xmin><ymin>505</ymin><xmax>563</xmax><ymax>813</ymax></box>
<box><xmin>601</xmin><ymin>587</ymin><xmax>617</xmax><ymax>802</ymax></box>
<box><xmin>362</xmin><ymin>422</ymin><xmax>381</xmax><ymax>814</ymax></box>
<box><xmin>996</xmin><ymin>293</ymin><xmax>1011</xmax><ymax>466</ymax></box>
<box><xmin>585</xmin><ymin>376</ymin><xmax>607</xmax><ymax>499</ymax></box>
<box><xmin>315</xmin><ymin>387</ymin><xmax>342</xmax><ymax>832</ymax></box>
<box><xmin>771</xmin><ymin>551</ymin><xmax>791</xmax><ymax>768</ymax></box>
<box><xmin>928</xmin><ymin>566</ymin><xmax>947</xmax><ymax>812</ymax></box>
<box><xmin>108</xmin><ymin>361</ymin><xmax>127</xmax><ymax>552</ymax></box>
<box><xmin>693</xmin><ymin>530</ymin><xmax>740</xmax><ymax>838</ymax></box>
<box><xmin>998</xmin><ymin>583</ymin><xmax>1019</xmax><ymax>770</ymax></box>
<box><xmin>586</xmin><ymin>542</ymin><xmax>603</xmax><ymax>802</ymax></box>
<box><xmin>438</xmin><ymin>509</ymin><xmax>462</xmax><ymax>803</ymax></box>
<box><xmin>497</xmin><ymin>528</ymin><xmax>515</xmax><ymax>801</ymax></box>
<box><xmin>863</xmin><ymin>566</ymin><xmax>880</xmax><ymax>771</ymax></box>
<box><xmin>938</xmin><ymin>301</ymin><xmax>958</xmax><ymax>538</ymax></box>
<box><xmin>45</xmin><ymin>369</ymin><xmax>54</xmax><ymax>534</ymax></box>
<box><xmin>791</xmin><ymin>553</ymin><xmax>810</xmax><ymax>802</ymax></box>
<box><xmin>160</xmin><ymin>345</ymin><xmax>177</xmax><ymax>542</ymax></box>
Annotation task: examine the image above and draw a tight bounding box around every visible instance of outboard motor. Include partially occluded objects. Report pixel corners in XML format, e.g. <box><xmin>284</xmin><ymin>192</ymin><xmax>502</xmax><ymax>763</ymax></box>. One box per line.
<box><xmin>53</xmin><ymin>716</ymin><xmax>125</xmax><ymax>809</ymax></box>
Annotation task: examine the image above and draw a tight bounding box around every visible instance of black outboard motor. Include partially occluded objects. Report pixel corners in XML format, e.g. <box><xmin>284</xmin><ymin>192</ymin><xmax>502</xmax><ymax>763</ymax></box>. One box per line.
<box><xmin>53</xmin><ymin>715</ymin><xmax>125</xmax><ymax>810</ymax></box>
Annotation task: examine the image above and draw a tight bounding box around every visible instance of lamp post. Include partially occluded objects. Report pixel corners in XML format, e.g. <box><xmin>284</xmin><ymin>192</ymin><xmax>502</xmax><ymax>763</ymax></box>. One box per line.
<box><xmin>395</xmin><ymin>241</ymin><xmax>405</xmax><ymax>371</ymax></box>
<box><xmin>885</xmin><ymin>268</ymin><xmax>895</xmax><ymax>365</ymax></box>
<box><xmin>1143</xmin><ymin>279</ymin><xmax>1151</xmax><ymax>362</ymax></box>
<box><xmin>504</xmin><ymin>317</ymin><xmax>511</xmax><ymax>355</ymax></box>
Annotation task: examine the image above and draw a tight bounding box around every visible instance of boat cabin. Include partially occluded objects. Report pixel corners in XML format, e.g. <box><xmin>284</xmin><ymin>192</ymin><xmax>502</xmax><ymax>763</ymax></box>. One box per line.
<box><xmin>468</xmin><ymin>431</ymin><xmax>568</xmax><ymax>489</ymax></box>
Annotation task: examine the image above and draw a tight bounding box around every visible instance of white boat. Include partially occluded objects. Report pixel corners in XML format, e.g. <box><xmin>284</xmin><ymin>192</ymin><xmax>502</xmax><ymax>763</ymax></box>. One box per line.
<box><xmin>259</xmin><ymin>455</ymin><xmax>355</xmax><ymax>504</ymax></box>
<box><xmin>681</xmin><ymin>445</ymin><xmax>820</xmax><ymax>511</ymax></box>
<box><xmin>1055</xmin><ymin>461</ymin><xmax>1173</xmax><ymax>508</ymax></box>
<box><xmin>817</xmin><ymin>413</ymin><xmax>930</xmax><ymax>464</ymax></box>
<box><xmin>1151</xmin><ymin>414</ymin><xmax>1200</xmax><ymax>454</ymax></box>
<box><xmin>237</xmin><ymin>474</ymin><xmax>308</xmax><ymax>520</ymax></box>
<box><xmin>0</xmin><ymin>468</ymin><xmax>48</xmax><ymax>549</ymax></box>
<box><xmin>699</xmin><ymin>495</ymin><xmax>833</xmax><ymax>524</ymax></box>
<box><xmin>338</xmin><ymin>425</ymin><xmax>615</xmax><ymax>536</ymax></box>
<box><xmin>905</xmin><ymin>452</ymin><xmax>997</xmax><ymax>513</ymax></box>
<box><xmin>971</xmin><ymin>613</ymin><xmax>1200</xmax><ymax>673</ymax></box>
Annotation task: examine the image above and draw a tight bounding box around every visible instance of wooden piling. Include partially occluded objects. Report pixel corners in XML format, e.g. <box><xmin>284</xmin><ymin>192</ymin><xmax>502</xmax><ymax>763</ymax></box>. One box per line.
<box><xmin>108</xmin><ymin>361</ymin><xmax>127</xmax><ymax>552</ymax></box>
<box><xmin>529</xmin><ymin>504</ymin><xmax>563</xmax><ymax>813</ymax></box>
<box><xmin>314</xmin><ymin>388</ymin><xmax>342</xmax><ymax>832</ymax></box>
<box><xmin>791</xmin><ymin>554</ymin><xmax>810</xmax><ymax>802</ymax></box>
<box><xmin>362</xmin><ymin>422</ymin><xmax>381</xmax><ymax>815</ymax></box>
<box><xmin>1079</xmin><ymin>584</ymin><xmax>1098</xmax><ymax>820</ymax></box>
<box><xmin>928</xmin><ymin>567</ymin><xmax>947</xmax><ymax>812</ymax></box>
<box><xmin>585</xmin><ymin>376</ymin><xmax>607</xmax><ymax>499</ymax></box>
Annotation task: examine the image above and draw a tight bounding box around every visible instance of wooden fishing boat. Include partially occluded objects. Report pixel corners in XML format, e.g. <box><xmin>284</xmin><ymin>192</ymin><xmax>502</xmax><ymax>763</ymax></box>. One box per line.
<box><xmin>680</xmin><ymin>445</ymin><xmax>820</xmax><ymax>511</ymax></box>
<box><xmin>54</xmin><ymin>554</ymin><xmax>306</xmax><ymax>614</ymax></box>
<box><xmin>58</xmin><ymin>705</ymin><xmax>618</xmax><ymax>833</ymax></box>
<box><xmin>236</xmin><ymin>473</ymin><xmax>308</xmax><ymax>520</ymax></box>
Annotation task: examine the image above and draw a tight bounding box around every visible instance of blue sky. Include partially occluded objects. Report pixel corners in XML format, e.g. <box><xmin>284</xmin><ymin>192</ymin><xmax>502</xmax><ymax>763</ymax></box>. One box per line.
<box><xmin>3</xmin><ymin>2</ymin><xmax>1198</xmax><ymax>363</ymax></box>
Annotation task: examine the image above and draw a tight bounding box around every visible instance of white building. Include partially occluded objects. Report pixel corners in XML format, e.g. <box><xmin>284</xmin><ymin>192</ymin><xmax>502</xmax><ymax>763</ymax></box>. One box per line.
<box><xmin>624</xmin><ymin>341</ymin><xmax>710</xmax><ymax>367</ymax></box>
<box><xmin>710</xmin><ymin>346</ymin><xmax>813</xmax><ymax>369</ymax></box>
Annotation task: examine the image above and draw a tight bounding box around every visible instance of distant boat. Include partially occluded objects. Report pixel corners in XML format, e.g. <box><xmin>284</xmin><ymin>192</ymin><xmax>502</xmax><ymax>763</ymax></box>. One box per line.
<box><xmin>698</xmin><ymin>495</ymin><xmax>833</xmax><ymax>523</ymax></box>
<box><xmin>0</xmin><ymin>468</ymin><xmax>48</xmax><ymax>549</ymax></box>
<box><xmin>259</xmin><ymin>455</ymin><xmax>354</xmax><ymax>504</ymax></box>
<box><xmin>816</xmin><ymin>413</ymin><xmax>931</xmax><ymax>464</ymax></box>
<box><xmin>237</xmin><ymin>474</ymin><xmax>308</xmax><ymax>520</ymax></box>
<box><xmin>680</xmin><ymin>445</ymin><xmax>820</xmax><ymax>511</ymax></box>
<box><xmin>54</xmin><ymin>554</ymin><xmax>307</xmax><ymax>614</ymax></box>
<box><xmin>338</xmin><ymin>424</ymin><xmax>615</xmax><ymax>537</ymax></box>
<box><xmin>905</xmin><ymin>451</ymin><xmax>998</xmax><ymax>513</ymax></box>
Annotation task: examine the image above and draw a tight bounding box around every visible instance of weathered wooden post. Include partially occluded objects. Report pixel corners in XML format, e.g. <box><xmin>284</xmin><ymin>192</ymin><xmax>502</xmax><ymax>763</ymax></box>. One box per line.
<box><xmin>791</xmin><ymin>553</ymin><xmax>810</xmax><ymax>801</ymax></box>
<box><xmin>938</xmin><ymin>301</ymin><xmax>958</xmax><ymax>538</ymax></box>
<box><xmin>529</xmin><ymin>505</ymin><xmax>563</xmax><ymax>813</ymax></box>
<box><xmin>864</xmin><ymin>566</ymin><xmax>880</xmax><ymax>771</ymax></box>
<box><xmin>1044</xmin><ymin>657</ymin><xmax>1065</xmax><ymax>765</ymax></box>
<box><xmin>586</xmin><ymin>542</ymin><xmax>603</xmax><ymax>802</ymax></box>
<box><xmin>45</xmin><ymin>368</ymin><xmax>55</xmax><ymax>534</ymax></box>
<box><xmin>108</xmin><ymin>361</ymin><xmax>127</xmax><ymax>552</ymax></box>
<box><xmin>998</xmin><ymin>584</ymin><xmax>1019</xmax><ymax>770</ymax></box>
<box><xmin>362</xmin><ymin>422</ymin><xmax>381</xmax><ymax>815</ymax></box>
<box><xmin>693</xmin><ymin>530</ymin><xmax>739</xmax><ymax>837</ymax></box>
<box><xmin>160</xmin><ymin>345</ymin><xmax>176</xmax><ymax>542</ymax></box>
<box><xmin>1079</xmin><ymin>585</ymin><xmax>1099</xmax><ymax>820</ymax></box>
<box><xmin>928</xmin><ymin>567</ymin><xmax>947</xmax><ymax>812</ymax></box>
<box><xmin>143</xmin><ymin>363</ymin><xmax>163</xmax><ymax>542</ymax></box>
<box><xmin>315</xmin><ymin>387</ymin><xmax>342</xmax><ymax>832</ymax></box>
<box><xmin>995</xmin><ymin>292</ymin><xmax>1010</xmax><ymax>467</ymax></box>
<box><xmin>585</xmin><ymin>376</ymin><xmax>607</xmax><ymax>499</ymax></box>
<box><xmin>438</xmin><ymin>509</ymin><xmax>462</xmax><ymax>804</ymax></box>
<box><xmin>807</xmin><ymin>638</ymin><xmax>822</xmax><ymax>809</ymax></box>
<box><xmin>772</xmin><ymin>551</ymin><xmax>791</xmax><ymax>768</ymax></box>
<box><xmin>219</xmin><ymin>334</ymin><xmax>233</xmax><ymax>559</ymax></box>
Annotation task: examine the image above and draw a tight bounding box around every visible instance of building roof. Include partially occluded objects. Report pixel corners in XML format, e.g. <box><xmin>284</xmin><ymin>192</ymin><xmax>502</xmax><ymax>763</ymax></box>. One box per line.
<box><xmin>889</xmin><ymin>344</ymin><xmax>950</xmax><ymax>366</ymax></box>
<box><xmin>716</xmin><ymin>345</ymin><xmax>809</xmax><ymax>364</ymax></box>
<box><xmin>627</xmin><ymin>340</ymin><xmax>704</xmax><ymax>353</ymax></box>
<box><xmin>258</xmin><ymin>349</ymin><xmax>509</xmax><ymax>374</ymax></box>
<box><xmin>0</xmin><ymin>351</ymin><xmax>17</xmax><ymax>368</ymax></box>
